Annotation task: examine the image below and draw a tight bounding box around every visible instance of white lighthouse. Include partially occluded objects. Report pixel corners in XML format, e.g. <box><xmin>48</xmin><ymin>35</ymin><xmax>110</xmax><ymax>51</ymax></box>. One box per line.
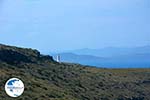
<box><xmin>56</xmin><ymin>54</ymin><xmax>60</xmax><ymax>63</ymax></box>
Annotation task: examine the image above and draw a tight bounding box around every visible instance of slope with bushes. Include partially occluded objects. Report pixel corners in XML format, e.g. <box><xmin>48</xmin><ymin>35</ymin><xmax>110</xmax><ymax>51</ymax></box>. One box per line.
<box><xmin>0</xmin><ymin>44</ymin><xmax>150</xmax><ymax>100</ymax></box>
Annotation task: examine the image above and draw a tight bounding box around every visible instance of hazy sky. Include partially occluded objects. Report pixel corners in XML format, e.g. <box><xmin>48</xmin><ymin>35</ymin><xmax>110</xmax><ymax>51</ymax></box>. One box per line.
<box><xmin>0</xmin><ymin>0</ymin><xmax>149</xmax><ymax>53</ymax></box>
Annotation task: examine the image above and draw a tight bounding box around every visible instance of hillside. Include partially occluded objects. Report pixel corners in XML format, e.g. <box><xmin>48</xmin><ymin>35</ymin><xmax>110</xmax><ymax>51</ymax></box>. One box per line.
<box><xmin>0</xmin><ymin>44</ymin><xmax>150</xmax><ymax>100</ymax></box>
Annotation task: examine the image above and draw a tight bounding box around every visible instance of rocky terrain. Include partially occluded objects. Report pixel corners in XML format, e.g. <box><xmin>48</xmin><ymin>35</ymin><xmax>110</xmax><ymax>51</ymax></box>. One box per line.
<box><xmin>0</xmin><ymin>44</ymin><xmax>150</xmax><ymax>100</ymax></box>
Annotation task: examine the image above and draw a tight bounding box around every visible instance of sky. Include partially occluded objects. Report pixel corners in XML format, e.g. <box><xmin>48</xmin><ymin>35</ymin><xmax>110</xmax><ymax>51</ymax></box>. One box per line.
<box><xmin>0</xmin><ymin>0</ymin><xmax>149</xmax><ymax>53</ymax></box>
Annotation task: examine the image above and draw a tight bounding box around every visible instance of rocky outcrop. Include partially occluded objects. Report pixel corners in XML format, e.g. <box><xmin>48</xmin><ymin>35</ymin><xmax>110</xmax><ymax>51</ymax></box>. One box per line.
<box><xmin>0</xmin><ymin>44</ymin><xmax>54</xmax><ymax>65</ymax></box>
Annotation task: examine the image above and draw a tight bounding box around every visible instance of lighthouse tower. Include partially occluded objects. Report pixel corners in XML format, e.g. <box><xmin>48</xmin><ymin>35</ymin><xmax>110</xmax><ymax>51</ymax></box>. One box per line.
<box><xmin>56</xmin><ymin>54</ymin><xmax>60</xmax><ymax>63</ymax></box>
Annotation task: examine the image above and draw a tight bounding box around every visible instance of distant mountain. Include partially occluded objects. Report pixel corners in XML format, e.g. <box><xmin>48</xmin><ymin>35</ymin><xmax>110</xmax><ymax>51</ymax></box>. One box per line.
<box><xmin>67</xmin><ymin>46</ymin><xmax>150</xmax><ymax>57</ymax></box>
<box><xmin>52</xmin><ymin>46</ymin><xmax>150</xmax><ymax>68</ymax></box>
<box><xmin>52</xmin><ymin>53</ymin><xmax>108</xmax><ymax>67</ymax></box>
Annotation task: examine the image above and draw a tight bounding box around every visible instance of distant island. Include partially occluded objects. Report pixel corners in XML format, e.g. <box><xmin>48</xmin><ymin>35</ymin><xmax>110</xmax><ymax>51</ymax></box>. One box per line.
<box><xmin>52</xmin><ymin>46</ymin><xmax>150</xmax><ymax>68</ymax></box>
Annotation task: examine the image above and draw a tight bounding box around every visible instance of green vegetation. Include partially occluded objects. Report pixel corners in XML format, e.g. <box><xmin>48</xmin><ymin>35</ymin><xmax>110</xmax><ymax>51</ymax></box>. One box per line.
<box><xmin>0</xmin><ymin>44</ymin><xmax>150</xmax><ymax>100</ymax></box>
